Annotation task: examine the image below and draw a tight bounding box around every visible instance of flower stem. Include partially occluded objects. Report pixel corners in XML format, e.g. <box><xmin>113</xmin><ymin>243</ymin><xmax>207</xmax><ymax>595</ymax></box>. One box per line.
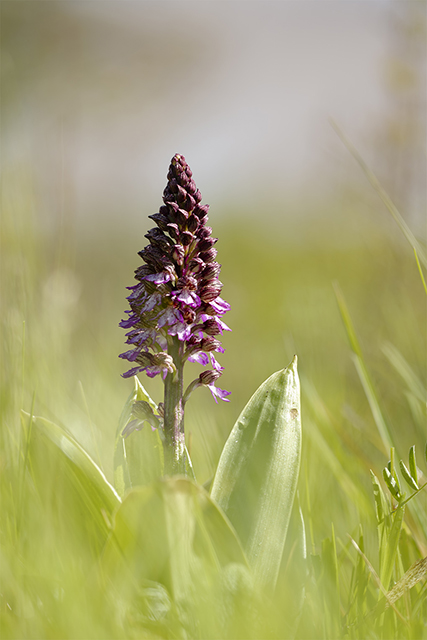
<box><xmin>163</xmin><ymin>337</ymin><xmax>186</xmax><ymax>475</ymax></box>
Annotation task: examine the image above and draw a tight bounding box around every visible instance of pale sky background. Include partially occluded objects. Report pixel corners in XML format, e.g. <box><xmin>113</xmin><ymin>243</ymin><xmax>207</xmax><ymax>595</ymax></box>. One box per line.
<box><xmin>2</xmin><ymin>1</ymin><xmax>425</xmax><ymax>231</ymax></box>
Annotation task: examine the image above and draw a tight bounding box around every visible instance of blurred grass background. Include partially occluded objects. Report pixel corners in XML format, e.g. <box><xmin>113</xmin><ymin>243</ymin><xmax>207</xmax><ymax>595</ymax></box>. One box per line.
<box><xmin>1</xmin><ymin>2</ymin><xmax>426</xmax><ymax>637</ymax></box>
<box><xmin>2</xmin><ymin>0</ymin><xmax>426</xmax><ymax>543</ymax></box>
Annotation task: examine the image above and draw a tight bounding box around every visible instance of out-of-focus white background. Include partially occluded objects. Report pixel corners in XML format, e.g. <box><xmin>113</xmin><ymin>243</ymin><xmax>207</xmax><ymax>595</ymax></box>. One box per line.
<box><xmin>2</xmin><ymin>1</ymin><xmax>425</xmax><ymax>234</ymax></box>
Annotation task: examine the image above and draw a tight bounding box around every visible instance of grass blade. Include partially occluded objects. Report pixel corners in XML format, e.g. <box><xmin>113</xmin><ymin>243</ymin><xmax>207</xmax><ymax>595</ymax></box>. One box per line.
<box><xmin>334</xmin><ymin>283</ymin><xmax>393</xmax><ymax>451</ymax></box>
<box><xmin>413</xmin><ymin>248</ymin><xmax>427</xmax><ymax>295</ymax></box>
<box><xmin>382</xmin><ymin>342</ymin><xmax>425</xmax><ymax>405</ymax></box>
<box><xmin>331</xmin><ymin>121</ymin><xmax>427</xmax><ymax>268</ymax></box>
<box><xmin>380</xmin><ymin>504</ymin><xmax>405</xmax><ymax>593</ymax></box>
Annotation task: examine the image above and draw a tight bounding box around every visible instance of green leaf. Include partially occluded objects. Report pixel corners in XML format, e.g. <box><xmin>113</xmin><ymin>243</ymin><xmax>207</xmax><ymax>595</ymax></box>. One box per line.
<box><xmin>399</xmin><ymin>460</ymin><xmax>418</xmax><ymax>491</ymax></box>
<box><xmin>382</xmin><ymin>467</ymin><xmax>401</xmax><ymax>500</ymax></box>
<box><xmin>21</xmin><ymin>411</ymin><xmax>120</xmax><ymax>551</ymax></box>
<box><xmin>408</xmin><ymin>446</ymin><xmax>418</xmax><ymax>485</ymax></box>
<box><xmin>114</xmin><ymin>377</ymin><xmax>164</xmax><ymax>497</ymax></box>
<box><xmin>210</xmin><ymin>356</ymin><xmax>301</xmax><ymax>591</ymax></box>
<box><xmin>102</xmin><ymin>478</ymin><xmax>248</xmax><ymax>604</ymax></box>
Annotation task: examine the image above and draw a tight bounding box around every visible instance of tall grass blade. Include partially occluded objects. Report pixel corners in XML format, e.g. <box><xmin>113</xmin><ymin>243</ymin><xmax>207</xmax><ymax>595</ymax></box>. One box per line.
<box><xmin>331</xmin><ymin>121</ymin><xmax>427</xmax><ymax>268</ymax></box>
<box><xmin>382</xmin><ymin>342</ymin><xmax>425</xmax><ymax>405</ymax></box>
<box><xmin>413</xmin><ymin>248</ymin><xmax>427</xmax><ymax>295</ymax></box>
<box><xmin>371</xmin><ymin>470</ymin><xmax>392</xmax><ymax>578</ymax></box>
<box><xmin>321</xmin><ymin>525</ymin><xmax>340</xmax><ymax>638</ymax></box>
<box><xmin>380</xmin><ymin>504</ymin><xmax>405</xmax><ymax>593</ymax></box>
<box><xmin>334</xmin><ymin>283</ymin><xmax>394</xmax><ymax>451</ymax></box>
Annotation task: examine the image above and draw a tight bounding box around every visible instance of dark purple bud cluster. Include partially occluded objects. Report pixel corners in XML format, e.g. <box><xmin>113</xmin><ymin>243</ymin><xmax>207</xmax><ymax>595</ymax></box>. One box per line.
<box><xmin>120</xmin><ymin>154</ymin><xmax>230</xmax><ymax>402</ymax></box>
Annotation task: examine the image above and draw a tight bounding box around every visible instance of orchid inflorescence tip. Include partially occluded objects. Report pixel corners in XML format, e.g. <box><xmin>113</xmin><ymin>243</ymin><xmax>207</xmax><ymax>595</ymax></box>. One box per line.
<box><xmin>120</xmin><ymin>153</ymin><xmax>231</xmax><ymax>403</ymax></box>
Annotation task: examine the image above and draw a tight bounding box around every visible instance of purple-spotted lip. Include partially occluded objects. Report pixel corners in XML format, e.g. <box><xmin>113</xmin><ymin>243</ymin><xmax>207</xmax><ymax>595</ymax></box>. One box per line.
<box><xmin>171</xmin><ymin>289</ymin><xmax>201</xmax><ymax>308</ymax></box>
<box><xmin>207</xmin><ymin>383</ymin><xmax>231</xmax><ymax>403</ymax></box>
<box><xmin>209</xmin><ymin>297</ymin><xmax>230</xmax><ymax>315</ymax></box>
<box><xmin>144</xmin><ymin>271</ymin><xmax>173</xmax><ymax>284</ymax></box>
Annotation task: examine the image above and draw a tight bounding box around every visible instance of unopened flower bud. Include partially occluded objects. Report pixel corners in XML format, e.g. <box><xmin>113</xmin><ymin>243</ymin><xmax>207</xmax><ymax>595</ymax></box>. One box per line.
<box><xmin>199</xmin><ymin>370</ymin><xmax>221</xmax><ymax>385</ymax></box>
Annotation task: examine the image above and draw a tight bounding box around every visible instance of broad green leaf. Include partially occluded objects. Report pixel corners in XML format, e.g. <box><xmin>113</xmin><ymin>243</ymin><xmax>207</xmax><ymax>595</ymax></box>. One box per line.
<box><xmin>210</xmin><ymin>356</ymin><xmax>301</xmax><ymax>591</ymax></box>
<box><xmin>114</xmin><ymin>377</ymin><xmax>164</xmax><ymax>497</ymax></box>
<box><xmin>102</xmin><ymin>478</ymin><xmax>248</xmax><ymax>604</ymax></box>
<box><xmin>20</xmin><ymin>411</ymin><xmax>120</xmax><ymax>552</ymax></box>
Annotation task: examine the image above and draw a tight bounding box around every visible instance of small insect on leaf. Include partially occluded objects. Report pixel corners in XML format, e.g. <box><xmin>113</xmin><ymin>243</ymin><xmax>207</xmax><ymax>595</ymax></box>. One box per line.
<box><xmin>399</xmin><ymin>460</ymin><xmax>419</xmax><ymax>491</ymax></box>
<box><xmin>408</xmin><ymin>445</ymin><xmax>418</xmax><ymax>485</ymax></box>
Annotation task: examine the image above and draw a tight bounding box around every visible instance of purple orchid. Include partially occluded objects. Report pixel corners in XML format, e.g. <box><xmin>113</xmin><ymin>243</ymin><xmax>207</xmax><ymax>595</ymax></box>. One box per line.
<box><xmin>120</xmin><ymin>154</ymin><xmax>231</xmax><ymax>473</ymax></box>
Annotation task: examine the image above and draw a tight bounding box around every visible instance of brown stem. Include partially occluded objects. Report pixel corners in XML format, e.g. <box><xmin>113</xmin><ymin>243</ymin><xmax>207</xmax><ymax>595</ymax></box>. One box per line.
<box><xmin>163</xmin><ymin>337</ymin><xmax>186</xmax><ymax>475</ymax></box>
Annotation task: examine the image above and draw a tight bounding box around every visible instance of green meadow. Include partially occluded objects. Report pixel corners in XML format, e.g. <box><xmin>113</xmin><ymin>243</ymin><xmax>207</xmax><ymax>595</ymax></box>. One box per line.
<box><xmin>1</xmin><ymin>162</ymin><xmax>426</xmax><ymax>638</ymax></box>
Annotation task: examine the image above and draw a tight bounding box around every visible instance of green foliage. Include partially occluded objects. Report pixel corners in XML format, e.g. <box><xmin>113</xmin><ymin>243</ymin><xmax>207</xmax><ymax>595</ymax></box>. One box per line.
<box><xmin>2</xmin><ymin>150</ymin><xmax>426</xmax><ymax>638</ymax></box>
<box><xmin>21</xmin><ymin>410</ymin><xmax>120</xmax><ymax>548</ymax></box>
<box><xmin>211</xmin><ymin>356</ymin><xmax>301</xmax><ymax>591</ymax></box>
<box><xmin>114</xmin><ymin>377</ymin><xmax>164</xmax><ymax>497</ymax></box>
<box><xmin>102</xmin><ymin>478</ymin><xmax>252</xmax><ymax>638</ymax></box>
<box><xmin>103</xmin><ymin>478</ymin><xmax>248</xmax><ymax>592</ymax></box>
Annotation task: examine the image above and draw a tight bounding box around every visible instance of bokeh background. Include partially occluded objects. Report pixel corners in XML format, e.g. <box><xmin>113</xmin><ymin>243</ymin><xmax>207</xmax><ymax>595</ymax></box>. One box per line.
<box><xmin>2</xmin><ymin>1</ymin><xmax>426</xmax><ymax>541</ymax></box>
